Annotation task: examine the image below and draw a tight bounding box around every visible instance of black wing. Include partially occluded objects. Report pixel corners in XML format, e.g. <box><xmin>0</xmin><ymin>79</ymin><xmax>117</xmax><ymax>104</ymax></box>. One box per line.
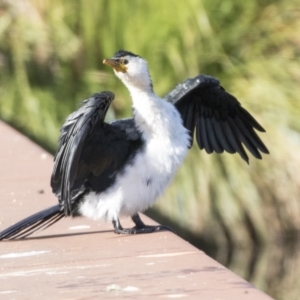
<box><xmin>164</xmin><ymin>75</ymin><xmax>269</xmax><ymax>163</ymax></box>
<box><xmin>51</xmin><ymin>91</ymin><xmax>142</xmax><ymax>215</ymax></box>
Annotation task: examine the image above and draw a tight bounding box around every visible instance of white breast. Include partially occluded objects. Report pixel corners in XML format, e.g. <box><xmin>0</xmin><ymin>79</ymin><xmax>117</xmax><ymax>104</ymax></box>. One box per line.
<box><xmin>79</xmin><ymin>93</ymin><xmax>190</xmax><ymax>222</ymax></box>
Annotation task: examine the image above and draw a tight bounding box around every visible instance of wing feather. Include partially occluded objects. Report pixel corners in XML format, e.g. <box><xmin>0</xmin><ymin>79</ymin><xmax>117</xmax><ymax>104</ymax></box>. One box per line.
<box><xmin>205</xmin><ymin>117</ymin><xmax>223</xmax><ymax>154</ymax></box>
<box><xmin>196</xmin><ymin>118</ymin><xmax>204</xmax><ymax>150</ymax></box>
<box><xmin>234</xmin><ymin>115</ymin><xmax>269</xmax><ymax>153</ymax></box>
<box><xmin>200</xmin><ymin>117</ymin><xmax>213</xmax><ymax>153</ymax></box>
<box><xmin>222</xmin><ymin>120</ymin><xmax>249</xmax><ymax>162</ymax></box>
<box><xmin>238</xmin><ymin>107</ymin><xmax>266</xmax><ymax>132</ymax></box>
<box><xmin>165</xmin><ymin>74</ymin><xmax>269</xmax><ymax>162</ymax></box>
<box><xmin>51</xmin><ymin>91</ymin><xmax>115</xmax><ymax>215</ymax></box>
<box><xmin>211</xmin><ymin>118</ymin><xmax>235</xmax><ymax>154</ymax></box>
<box><xmin>227</xmin><ymin>118</ymin><xmax>260</xmax><ymax>161</ymax></box>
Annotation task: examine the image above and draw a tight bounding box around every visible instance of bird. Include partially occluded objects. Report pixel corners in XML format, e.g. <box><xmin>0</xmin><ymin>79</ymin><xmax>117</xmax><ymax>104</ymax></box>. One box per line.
<box><xmin>0</xmin><ymin>50</ymin><xmax>269</xmax><ymax>240</ymax></box>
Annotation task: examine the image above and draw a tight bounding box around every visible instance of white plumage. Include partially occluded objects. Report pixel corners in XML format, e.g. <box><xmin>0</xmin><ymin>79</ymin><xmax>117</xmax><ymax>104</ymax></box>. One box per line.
<box><xmin>79</xmin><ymin>57</ymin><xmax>190</xmax><ymax>221</ymax></box>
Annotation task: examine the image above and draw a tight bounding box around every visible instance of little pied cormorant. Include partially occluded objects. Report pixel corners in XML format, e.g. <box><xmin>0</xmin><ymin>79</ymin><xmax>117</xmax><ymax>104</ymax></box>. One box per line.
<box><xmin>0</xmin><ymin>50</ymin><xmax>269</xmax><ymax>240</ymax></box>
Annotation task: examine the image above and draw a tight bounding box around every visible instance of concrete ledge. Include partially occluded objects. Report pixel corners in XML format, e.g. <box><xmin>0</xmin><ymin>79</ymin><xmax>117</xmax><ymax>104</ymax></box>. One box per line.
<box><xmin>0</xmin><ymin>120</ymin><xmax>274</xmax><ymax>299</ymax></box>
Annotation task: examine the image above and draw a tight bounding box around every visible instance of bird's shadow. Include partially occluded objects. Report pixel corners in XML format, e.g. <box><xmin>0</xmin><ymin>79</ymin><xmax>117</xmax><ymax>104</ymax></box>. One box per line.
<box><xmin>2</xmin><ymin>229</ymin><xmax>116</xmax><ymax>242</ymax></box>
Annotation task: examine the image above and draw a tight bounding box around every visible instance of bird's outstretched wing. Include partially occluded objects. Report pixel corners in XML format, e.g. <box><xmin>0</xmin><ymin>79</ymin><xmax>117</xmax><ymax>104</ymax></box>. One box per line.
<box><xmin>164</xmin><ymin>75</ymin><xmax>269</xmax><ymax>163</ymax></box>
<box><xmin>51</xmin><ymin>91</ymin><xmax>142</xmax><ymax>215</ymax></box>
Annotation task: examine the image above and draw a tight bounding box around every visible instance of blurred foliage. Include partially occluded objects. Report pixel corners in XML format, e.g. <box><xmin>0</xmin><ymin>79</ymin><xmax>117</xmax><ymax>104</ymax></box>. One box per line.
<box><xmin>0</xmin><ymin>0</ymin><xmax>300</xmax><ymax>299</ymax></box>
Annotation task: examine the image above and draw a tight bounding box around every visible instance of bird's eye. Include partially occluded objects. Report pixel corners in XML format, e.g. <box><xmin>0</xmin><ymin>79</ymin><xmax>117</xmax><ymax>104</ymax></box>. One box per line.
<box><xmin>123</xmin><ymin>59</ymin><xmax>128</xmax><ymax>65</ymax></box>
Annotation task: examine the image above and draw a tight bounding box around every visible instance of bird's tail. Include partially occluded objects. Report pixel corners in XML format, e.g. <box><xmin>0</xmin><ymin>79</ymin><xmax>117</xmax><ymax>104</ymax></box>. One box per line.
<box><xmin>0</xmin><ymin>205</ymin><xmax>64</xmax><ymax>240</ymax></box>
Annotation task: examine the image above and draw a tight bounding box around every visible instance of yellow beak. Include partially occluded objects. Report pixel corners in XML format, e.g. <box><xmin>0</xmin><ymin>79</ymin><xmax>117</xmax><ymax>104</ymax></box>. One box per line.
<box><xmin>103</xmin><ymin>58</ymin><xmax>127</xmax><ymax>73</ymax></box>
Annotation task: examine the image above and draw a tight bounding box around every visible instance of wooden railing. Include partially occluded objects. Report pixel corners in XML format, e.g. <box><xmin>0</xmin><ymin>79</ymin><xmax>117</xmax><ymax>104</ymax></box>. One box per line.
<box><xmin>0</xmin><ymin>121</ymin><xmax>274</xmax><ymax>300</ymax></box>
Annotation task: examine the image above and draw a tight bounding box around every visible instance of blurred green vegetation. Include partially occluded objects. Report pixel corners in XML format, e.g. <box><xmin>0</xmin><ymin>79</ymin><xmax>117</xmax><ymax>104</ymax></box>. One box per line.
<box><xmin>0</xmin><ymin>0</ymin><xmax>300</xmax><ymax>299</ymax></box>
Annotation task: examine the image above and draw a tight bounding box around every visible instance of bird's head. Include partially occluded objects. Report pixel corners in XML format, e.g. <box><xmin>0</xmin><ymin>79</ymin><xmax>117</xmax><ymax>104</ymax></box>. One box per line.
<box><xmin>103</xmin><ymin>50</ymin><xmax>153</xmax><ymax>93</ymax></box>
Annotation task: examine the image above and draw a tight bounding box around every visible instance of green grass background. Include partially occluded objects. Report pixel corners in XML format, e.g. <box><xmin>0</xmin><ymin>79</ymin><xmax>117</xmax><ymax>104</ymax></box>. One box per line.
<box><xmin>0</xmin><ymin>1</ymin><xmax>300</xmax><ymax>298</ymax></box>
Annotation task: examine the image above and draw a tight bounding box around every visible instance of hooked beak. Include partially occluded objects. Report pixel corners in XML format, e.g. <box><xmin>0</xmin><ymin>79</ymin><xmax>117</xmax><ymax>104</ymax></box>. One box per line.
<box><xmin>103</xmin><ymin>58</ymin><xmax>127</xmax><ymax>73</ymax></box>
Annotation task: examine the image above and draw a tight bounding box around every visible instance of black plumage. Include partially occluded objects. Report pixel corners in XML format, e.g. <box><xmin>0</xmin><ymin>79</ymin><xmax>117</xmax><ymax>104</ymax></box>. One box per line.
<box><xmin>165</xmin><ymin>74</ymin><xmax>269</xmax><ymax>163</ymax></box>
<box><xmin>0</xmin><ymin>205</ymin><xmax>63</xmax><ymax>240</ymax></box>
<box><xmin>113</xmin><ymin>50</ymin><xmax>140</xmax><ymax>58</ymax></box>
<box><xmin>51</xmin><ymin>91</ymin><xmax>144</xmax><ymax>216</ymax></box>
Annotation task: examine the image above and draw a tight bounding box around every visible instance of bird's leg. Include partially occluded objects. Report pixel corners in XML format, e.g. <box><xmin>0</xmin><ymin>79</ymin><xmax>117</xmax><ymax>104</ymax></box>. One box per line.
<box><xmin>112</xmin><ymin>218</ymin><xmax>124</xmax><ymax>233</ymax></box>
<box><xmin>112</xmin><ymin>213</ymin><xmax>174</xmax><ymax>234</ymax></box>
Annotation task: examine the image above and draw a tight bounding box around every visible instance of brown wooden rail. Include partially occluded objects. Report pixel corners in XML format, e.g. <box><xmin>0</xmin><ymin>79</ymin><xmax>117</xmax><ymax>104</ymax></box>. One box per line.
<box><xmin>0</xmin><ymin>120</ymin><xmax>274</xmax><ymax>300</ymax></box>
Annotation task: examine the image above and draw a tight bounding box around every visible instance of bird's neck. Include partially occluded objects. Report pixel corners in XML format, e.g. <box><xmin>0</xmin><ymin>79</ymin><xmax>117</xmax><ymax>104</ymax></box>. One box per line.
<box><xmin>130</xmin><ymin>87</ymin><xmax>157</xmax><ymax>109</ymax></box>
<box><xmin>127</xmin><ymin>86</ymin><xmax>182</xmax><ymax>143</ymax></box>
<box><xmin>127</xmin><ymin>87</ymin><xmax>163</xmax><ymax>137</ymax></box>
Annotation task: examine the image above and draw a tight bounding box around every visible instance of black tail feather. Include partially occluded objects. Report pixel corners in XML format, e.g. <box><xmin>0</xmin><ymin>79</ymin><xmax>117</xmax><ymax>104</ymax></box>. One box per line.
<box><xmin>0</xmin><ymin>205</ymin><xmax>64</xmax><ymax>240</ymax></box>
